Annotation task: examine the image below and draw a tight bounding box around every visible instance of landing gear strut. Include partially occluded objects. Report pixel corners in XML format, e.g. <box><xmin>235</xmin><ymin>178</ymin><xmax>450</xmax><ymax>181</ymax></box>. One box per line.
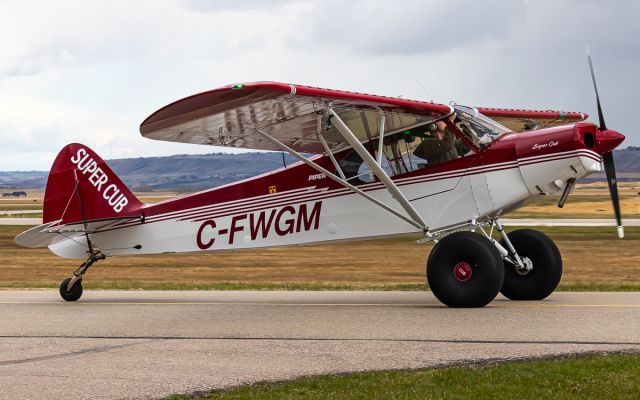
<box><xmin>59</xmin><ymin>248</ymin><xmax>105</xmax><ymax>301</ymax></box>
<box><xmin>425</xmin><ymin>220</ymin><xmax>563</xmax><ymax>307</ymax></box>
<box><xmin>476</xmin><ymin>221</ymin><xmax>562</xmax><ymax>300</ymax></box>
<box><xmin>498</xmin><ymin>229</ymin><xmax>562</xmax><ymax>300</ymax></box>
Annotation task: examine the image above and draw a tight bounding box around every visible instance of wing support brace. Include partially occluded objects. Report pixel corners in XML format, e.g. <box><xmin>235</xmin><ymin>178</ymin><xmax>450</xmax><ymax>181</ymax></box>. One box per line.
<box><xmin>316</xmin><ymin>116</ymin><xmax>346</xmax><ymax>180</ymax></box>
<box><xmin>328</xmin><ymin>109</ymin><xmax>429</xmax><ymax>231</ymax></box>
<box><xmin>376</xmin><ymin>114</ymin><xmax>385</xmax><ymax>166</ymax></box>
<box><xmin>254</xmin><ymin>129</ymin><xmax>425</xmax><ymax>231</ymax></box>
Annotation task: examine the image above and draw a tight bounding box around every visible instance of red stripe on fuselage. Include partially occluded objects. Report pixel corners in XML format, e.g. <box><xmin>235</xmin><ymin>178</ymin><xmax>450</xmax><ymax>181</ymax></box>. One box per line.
<box><xmin>104</xmin><ymin>149</ymin><xmax>598</xmax><ymax>234</ymax></box>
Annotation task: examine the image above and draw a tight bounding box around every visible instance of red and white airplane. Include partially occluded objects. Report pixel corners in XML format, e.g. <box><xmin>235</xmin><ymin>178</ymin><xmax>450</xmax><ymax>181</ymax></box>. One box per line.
<box><xmin>15</xmin><ymin>58</ymin><xmax>625</xmax><ymax>307</ymax></box>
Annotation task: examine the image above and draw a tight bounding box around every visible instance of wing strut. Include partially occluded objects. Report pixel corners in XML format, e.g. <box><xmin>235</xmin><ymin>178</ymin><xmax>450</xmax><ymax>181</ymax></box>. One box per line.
<box><xmin>255</xmin><ymin>129</ymin><xmax>425</xmax><ymax>231</ymax></box>
<box><xmin>376</xmin><ymin>114</ymin><xmax>386</xmax><ymax>165</ymax></box>
<box><xmin>328</xmin><ymin>109</ymin><xmax>429</xmax><ymax>231</ymax></box>
<box><xmin>316</xmin><ymin>116</ymin><xmax>346</xmax><ymax>180</ymax></box>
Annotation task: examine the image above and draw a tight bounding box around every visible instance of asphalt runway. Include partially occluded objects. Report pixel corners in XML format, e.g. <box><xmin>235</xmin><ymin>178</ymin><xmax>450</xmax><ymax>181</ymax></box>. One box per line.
<box><xmin>0</xmin><ymin>217</ymin><xmax>41</xmax><ymax>225</ymax></box>
<box><xmin>0</xmin><ymin>210</ymin><xmax>40</xmax><ymax>215</ymax></box>
<box><xmin>0</xmin><ymin>291</ymin><xmax>639</xmax><ymax>399</ymax></box>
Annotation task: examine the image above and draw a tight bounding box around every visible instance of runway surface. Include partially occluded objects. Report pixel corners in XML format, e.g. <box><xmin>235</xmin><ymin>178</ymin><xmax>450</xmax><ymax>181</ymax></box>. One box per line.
<box><xmin>0</xmin><ymin>291</ymin><xmax>639</xmax><ymax>399</ymax></box>
<box><xmin>0</xmin><ymin>210</ymin><xmax>41</xmax><ymax>215</ymax></box>
<box><xmin>0</xmin><ymin>217</ymin><xmax>41</xmax><ymax>225</ymax></box>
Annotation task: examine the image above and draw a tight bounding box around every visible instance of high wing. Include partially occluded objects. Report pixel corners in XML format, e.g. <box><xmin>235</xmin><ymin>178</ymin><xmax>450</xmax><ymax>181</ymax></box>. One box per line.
<box><xmin>140</xmin><ymin>82</ymin><xmax>452</xmax><ymax>153</ymax></box>
<box><xmin>477</xmin><ymin>107</ymin><xmax>588</xmax><ymax>133</ymax></box>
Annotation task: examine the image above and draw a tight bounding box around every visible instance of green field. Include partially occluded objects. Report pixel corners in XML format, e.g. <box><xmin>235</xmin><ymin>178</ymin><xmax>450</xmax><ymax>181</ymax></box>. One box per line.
<box><xmin>166</xmin><ymin>353</ymin><xmax>640</xmax><ymax>400</ymax></box>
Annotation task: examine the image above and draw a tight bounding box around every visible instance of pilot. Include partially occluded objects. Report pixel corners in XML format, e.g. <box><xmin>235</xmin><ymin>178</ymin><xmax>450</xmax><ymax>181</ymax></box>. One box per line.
<box><xmin>413</xmin><ymin>120</ymin><xmax>459</xmax><ymax>166</ymax></box>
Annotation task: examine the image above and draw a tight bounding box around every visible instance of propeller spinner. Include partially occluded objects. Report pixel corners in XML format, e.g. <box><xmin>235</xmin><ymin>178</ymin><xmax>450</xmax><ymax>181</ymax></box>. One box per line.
<box><xmin>587</xmin><ymin>49</ymin><xmax>625</xmax><ymax>238</ymax></box>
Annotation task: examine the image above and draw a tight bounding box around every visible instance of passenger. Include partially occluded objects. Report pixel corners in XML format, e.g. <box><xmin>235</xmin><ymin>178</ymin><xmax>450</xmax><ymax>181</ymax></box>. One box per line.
<box><xmin>413</xmin><ymin>120</ymin><xmax>459</xmax><ymax>166</ymax></box>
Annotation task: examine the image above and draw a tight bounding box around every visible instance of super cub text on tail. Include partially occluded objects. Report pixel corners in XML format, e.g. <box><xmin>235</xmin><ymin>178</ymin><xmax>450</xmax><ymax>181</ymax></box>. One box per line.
<box><xmin>15</xmin><ymin>56</ymin><xmax>626</xmax><ymax>307</ymax></box>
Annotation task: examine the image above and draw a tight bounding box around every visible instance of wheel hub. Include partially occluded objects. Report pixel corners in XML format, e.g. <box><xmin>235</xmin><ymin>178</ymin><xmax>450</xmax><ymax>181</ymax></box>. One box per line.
<box><xmin>453</xmin><ymin>262</ymin><xmax>473</xmax><ymax>282</ymax></box>
<box><xmin>516</xmin><ymin>257</ymin><xmax>533</xmax><ymax>275</ymax></box>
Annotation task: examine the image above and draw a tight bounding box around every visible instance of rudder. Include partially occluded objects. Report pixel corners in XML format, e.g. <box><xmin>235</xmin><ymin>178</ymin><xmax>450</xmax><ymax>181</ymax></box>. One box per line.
<box><xmin>43</xmin><ymin>143</ymin><xmax>143</xmax><ymax>224</ymax></box>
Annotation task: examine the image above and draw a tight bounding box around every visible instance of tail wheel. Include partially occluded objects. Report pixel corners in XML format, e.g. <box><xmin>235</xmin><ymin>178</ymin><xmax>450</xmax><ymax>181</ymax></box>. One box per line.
<box><xmin>499</xmin><ymin>229</ymin><xmax>562</xmax><ymax>300</ymax></box>
<box><xmin>59</xmin><ymin>278</ymin><xmax>83</xmax><ymax>301</ymax></box>
<box><xmin>427</xmin><ymin>231</ymin><xmax>504</xmax><ymax>307</ymax></box>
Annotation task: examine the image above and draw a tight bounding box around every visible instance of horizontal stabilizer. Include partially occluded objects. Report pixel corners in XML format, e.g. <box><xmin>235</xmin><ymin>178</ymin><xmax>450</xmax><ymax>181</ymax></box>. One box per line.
<box><xmin>14</xmin><ymin>216</ymin><xmax>143</xmax><ymax>248</ymax></box>
<box><xmin>14</xmin><ymin>221</ymin><xmax>64</xmax><ymax>248</ymax></box>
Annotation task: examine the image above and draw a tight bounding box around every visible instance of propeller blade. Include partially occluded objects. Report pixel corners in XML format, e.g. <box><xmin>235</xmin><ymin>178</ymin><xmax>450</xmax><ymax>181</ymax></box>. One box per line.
<box><xmin>587</xmin><ymin>48</ymin><xmax>607</xmax><ymax>131</ymax></box>
<box><xmin>602</xmin><ymin>151</ymin><xmax>624</xmax><ymax>238</ymax></box>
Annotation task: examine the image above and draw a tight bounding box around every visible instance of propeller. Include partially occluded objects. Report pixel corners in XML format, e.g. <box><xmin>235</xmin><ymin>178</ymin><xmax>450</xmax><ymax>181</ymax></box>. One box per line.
<box><xmin>587</xmin><ymin>48</ymin><xmax>624</xmax><ymax>238</ymax></box>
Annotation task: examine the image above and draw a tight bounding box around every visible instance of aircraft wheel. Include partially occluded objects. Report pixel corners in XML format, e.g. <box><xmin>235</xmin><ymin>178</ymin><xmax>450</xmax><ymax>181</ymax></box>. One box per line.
<box><xmin>59</xmin><ymin>278</ymin><xmax>83</xmax><ymax>301</ymax></box>
<box><xmin>499</xmin><ymin>229</ymin><xmax>562</xmax><ymax>300</ymax></box>
<box><xmin>427</xmin><ymin>231</ymin><xmax>504</xmax><ymax>307</ymax></box>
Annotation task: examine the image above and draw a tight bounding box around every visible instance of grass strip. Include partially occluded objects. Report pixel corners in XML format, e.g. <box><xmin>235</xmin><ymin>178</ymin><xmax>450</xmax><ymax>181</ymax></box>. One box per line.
<box><xmin>166</xmin><ymin>353</ymin><xmax>640</xmax><ymax>400</ymax></box>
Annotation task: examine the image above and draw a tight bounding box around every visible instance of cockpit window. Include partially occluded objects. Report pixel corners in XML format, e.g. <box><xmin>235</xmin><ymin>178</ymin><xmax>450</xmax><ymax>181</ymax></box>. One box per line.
<box><xmin>453</xmin><ymin>105</ymin><xmax>510</xmax><ymax>148</ymax></box>
<box><xmin>336</xmin><ymin>105</ymin><xmax>511</xmax><ymax>183</ymax></box>
<box><xmin>338</xmin><ymin>150</ymin><xmax>378</xmax><ymax>184</ymax></box>
<box><xmin>337</xmin><ymin>134</ymin><xmax>422</xmax><ymax>184</ymax></box>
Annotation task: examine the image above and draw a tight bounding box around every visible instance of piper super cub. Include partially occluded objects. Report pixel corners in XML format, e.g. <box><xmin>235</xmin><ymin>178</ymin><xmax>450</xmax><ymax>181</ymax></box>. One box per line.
<box><xmin>15</xmin><ymin>58</ymin><xmax>626</xmax><ymax>307</ymax></box>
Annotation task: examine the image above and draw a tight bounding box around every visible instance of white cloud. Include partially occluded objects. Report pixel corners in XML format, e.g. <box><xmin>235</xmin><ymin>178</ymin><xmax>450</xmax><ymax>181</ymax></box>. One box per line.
<box><xmin>0</xmin><ymin>0</ymin><xmax>638</xmax><ymax>171</ymax></box>
<box><xmin>285</xmin><ymin>0</ymin><xmax>524</xmax><ymax>56</ymax></box>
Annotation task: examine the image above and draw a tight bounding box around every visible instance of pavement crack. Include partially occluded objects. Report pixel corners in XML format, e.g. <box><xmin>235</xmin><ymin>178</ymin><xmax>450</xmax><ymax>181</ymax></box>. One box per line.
<box><xmin>0</xmin><ymin>336</ymin><xmax>639</xmax><ymax>346</ymax></box>
<box><xmin>5</xmin><ymin>371</ymin><xmax>169</xmax><ymax>385</ymax></box>
<box><xmin>0</xmin><ymin>340</ymin><xmax>155</xmax><ymax>367</ymax></box>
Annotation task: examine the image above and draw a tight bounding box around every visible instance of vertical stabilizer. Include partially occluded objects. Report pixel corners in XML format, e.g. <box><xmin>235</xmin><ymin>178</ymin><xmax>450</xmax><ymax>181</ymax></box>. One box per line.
<box><xmin>43</xmin><ymin>143</ymin><xmax>143</xmax><ymax>224</ymax></box>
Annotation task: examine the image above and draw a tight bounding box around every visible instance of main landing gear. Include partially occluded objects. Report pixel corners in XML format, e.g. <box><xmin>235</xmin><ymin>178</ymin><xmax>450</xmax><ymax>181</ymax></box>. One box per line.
<box><xmin>498</xmin><ymin>229</ymin><xmax>562</xmax><ymax>300</ymax></box>
<box><xmin>59</xmin><ymin>248</ymin><xmax>105</xmax><ymax>301</ymax></box>
<box><xmin>426</xmin><ymin>222</ymin><xmax>562</xmax><ymax>307</ymax></box>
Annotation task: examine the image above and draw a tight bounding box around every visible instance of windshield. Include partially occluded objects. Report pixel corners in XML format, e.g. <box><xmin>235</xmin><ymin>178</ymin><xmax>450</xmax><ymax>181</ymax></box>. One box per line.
<box><xmin>453</xmin><ymin>105</ymin><xmax>510</xmax><ymax>148</ymax></box>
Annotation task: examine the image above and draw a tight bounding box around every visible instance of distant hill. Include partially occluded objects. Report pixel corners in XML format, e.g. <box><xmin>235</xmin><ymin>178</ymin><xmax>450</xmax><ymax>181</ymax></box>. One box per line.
<box><xmin>0</xmin><ymin>152</ymin><xmax>298</xmax><ymax>191</ymax></box>
<box><xmin>581</xmin><ymin>147</ymin><xmax>640</xmax><ymax>182</ymax></box>
<box><xmin>0</xmin><ymin>171</ymin><xmax>46</xmax><ymax>189</ymax></box>
<box><xmin>1</xmin><ymin>148</ymin><xmax>638</xmax><ymax>191</ymax></box>
<box><xmin>108</xmin><ymin>152</ymin><xmax>299</xmax><ymax>191</ymax></box>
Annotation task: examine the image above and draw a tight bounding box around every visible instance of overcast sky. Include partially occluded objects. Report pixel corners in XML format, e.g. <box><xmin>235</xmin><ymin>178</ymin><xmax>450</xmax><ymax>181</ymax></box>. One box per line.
<box><xmin>1</xmin><ymin>0</ymin><xmax>638</xmax><ymax>171</ymax></box>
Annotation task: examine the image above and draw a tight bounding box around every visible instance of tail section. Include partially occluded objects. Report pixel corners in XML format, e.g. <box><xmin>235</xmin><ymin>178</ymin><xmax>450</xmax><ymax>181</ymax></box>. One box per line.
<box><xmin>43</xmin><ymin>143</ymin><xmax>143</xmax><ymax>224</ymax></box>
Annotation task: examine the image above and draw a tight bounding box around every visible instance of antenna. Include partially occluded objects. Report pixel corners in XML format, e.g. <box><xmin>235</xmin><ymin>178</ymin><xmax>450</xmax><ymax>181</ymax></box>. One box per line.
<box><xmin>405</xmin><ymin>68</ymin><xmax>436</xmax><ymax>102</ymax></box>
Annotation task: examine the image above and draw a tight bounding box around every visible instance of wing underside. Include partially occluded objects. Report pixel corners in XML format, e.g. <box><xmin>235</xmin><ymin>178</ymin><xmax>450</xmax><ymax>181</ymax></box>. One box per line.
<box><xmin>140</xmin><ymin>82</ymin><xmax>452</xmax><ymax>153</ymax></box>
<box><xmin>477</xmin><ymin>107</ymin><xmax>588</xmax><ymax>132</ymax></box>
